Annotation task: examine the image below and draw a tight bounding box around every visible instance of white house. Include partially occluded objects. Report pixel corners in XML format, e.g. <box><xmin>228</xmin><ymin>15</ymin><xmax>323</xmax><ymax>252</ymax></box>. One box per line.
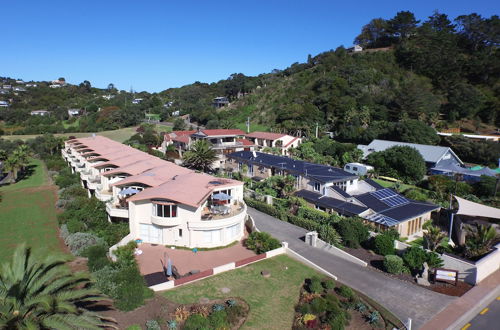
<box><xmin>30</xmin><ymin>110</ymin><xmax>50</xmax><ymax>116</ymax></box>
<box><xmin>343</xmin><ymin>163</ymin><xmax>374</xmax><ymax>176</ymax></box>
<box><xmin>0</xmin><ymin>101</ymin><xmax>9</xmax><ymax>107</ymax></box>
<box><xmin>67</xmin><ymin>109</ymin><xmax>81</xmax><ymax>117</ymax></box>
<box><xmin>245</xmin><ymin>132</ymin><xmax>302</xmax><ymax>156</ymax></box>
<box><xmin>62</xmin><ymin>136</ymin><xmax>247</xmax><ymax>248</ymax></box>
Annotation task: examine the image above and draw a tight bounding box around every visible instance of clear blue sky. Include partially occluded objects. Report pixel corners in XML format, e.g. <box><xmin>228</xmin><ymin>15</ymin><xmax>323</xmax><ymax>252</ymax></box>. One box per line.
<box><xmin>2</xmin><ymin>0</ymin><xmax>498</xmax><ymax>92</ymax></box>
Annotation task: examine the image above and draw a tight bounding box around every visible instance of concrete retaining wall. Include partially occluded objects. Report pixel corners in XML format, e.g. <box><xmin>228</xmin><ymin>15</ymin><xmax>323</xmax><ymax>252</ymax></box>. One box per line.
<box><xmin>316</xmin><ymin>238</ymin><xmax>368</xmax><ymax>267</ymax></box>
<box><xmin>475</xmin><ymin>243</ymin><xmax>500</xmax><ymax>283</ymax></box>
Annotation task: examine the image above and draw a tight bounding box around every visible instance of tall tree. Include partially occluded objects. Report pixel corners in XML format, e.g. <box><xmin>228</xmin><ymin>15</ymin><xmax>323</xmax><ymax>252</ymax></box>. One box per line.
<box><xmin>354</xmin><ymin>18</ymin><xmax>391</xmax><ymax>48</ymax></box>
<box><xmin>0</xmin><ymin>245</ymin><xmax>111</xmax><ymax>329</ymax></box>
<box><xmin>387</xmin><ymin>11</ymin><xmax>419</xmax><ymax>41</ymax></box>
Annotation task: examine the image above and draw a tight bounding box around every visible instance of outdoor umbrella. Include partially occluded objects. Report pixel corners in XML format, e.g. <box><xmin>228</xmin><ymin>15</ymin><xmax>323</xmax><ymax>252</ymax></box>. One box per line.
<box><xmin>166</xmin><ymin>258</ymin><xmax>172</xmax><ymax>277</ymax></box>
<box><xmin>119</xmin><ymin>187</ymin><xmax>140</xmax><ymax>196</ymax></box>
<box><xmin>212</xmin><ymin>192</ymin><xmax>232</xmax><ymax>200</ymax></box>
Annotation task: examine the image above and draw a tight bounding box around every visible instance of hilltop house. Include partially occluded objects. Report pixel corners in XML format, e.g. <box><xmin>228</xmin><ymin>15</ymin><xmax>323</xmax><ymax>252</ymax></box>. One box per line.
<box><xmin>30</xmin><ymin>110</ymin><xmax>50</xmax><ymax>116</ymax></box>
<box><xmin>0</xmin><ymin>101</ymin><xmax>9</xmax><ymax>107</ymax></box>
<box><xmin>227</xmin><ymin>151</ymin><xmax>440</xmax><ymax>238</ymax></box>
<box><xmin>213</xmin><ymin>97</ymin><xmax>229</xmax><ymax>108</ymax></box>
<box><xmin>62</xmin><ymin>136</ymin><xmax>247</xmax><ymax>248</ymax></box>
<box><xmin>67</xmin><ymin>109</ymin><xmax>81</xmax><ymax>117</ymax></box>
<box><xmin>245</xmin><ymin>132</ymin><xmax>302</xmax><ymax>156</ymax></box>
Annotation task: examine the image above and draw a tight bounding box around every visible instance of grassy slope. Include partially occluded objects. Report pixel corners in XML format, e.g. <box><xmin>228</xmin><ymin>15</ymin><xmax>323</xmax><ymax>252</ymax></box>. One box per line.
<box><xmin>0</xmin><ymin>159</ymin><xmax>62</xmax><ymax>261</ymax></box>
<box><xmin>163</xmin><ymin>255</ymin><xmax>322</xmax><ymax>330</ymax></box>
<box><xmin>1</xmin><ymin>126</ymin><xmax>138</xmax><ymax>143</ymax></box>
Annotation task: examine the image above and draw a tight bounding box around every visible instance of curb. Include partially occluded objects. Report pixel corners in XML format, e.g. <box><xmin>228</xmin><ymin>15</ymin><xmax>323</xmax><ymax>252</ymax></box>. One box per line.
<box><xmin>446</xmin><ymin>284</ymin><xmax>500</xmax><ymax>330</ymax></box>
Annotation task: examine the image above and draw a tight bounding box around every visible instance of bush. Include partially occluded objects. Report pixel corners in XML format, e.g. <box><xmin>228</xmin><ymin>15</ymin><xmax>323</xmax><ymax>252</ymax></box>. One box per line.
<box><xmin>65</xmin><ymin>232</ymin><xmax>104</xmax><ymax>256</ymax></box>
<box><xmin>384</xmin><ymin>255</ymin><xmax>404</xmax><ymax>274</ymax></box>
<box><xmin>59</xmin><ymin>224</ymin><xmax>70</xmax><ymax>241</ymax></box>
<box><xmin>308</xmin><ymin>277</ymin><xmax>323</xmax><ymax>294</ymax></box>
<box><xmin>66</xmin><ymin>218</ymin><xmax>86</xmax><ymax>233</ymax></box>
<box><xmin>208</xmin><ymin>310</ymin><xmax>229</xmax><ymax>329</ymax></box>
<box><xmin>426</xmin><ymin>251</ymin><xmax>444</xmax><ymax>269</ymax></box>
<box><xmin>310</xmin><ymin>297</ymin><xmax>328</xmax><ymax>314</ymax></box>
<box><xmin>115</xmin><ymin>241</ymin><xmax>138</xmax><ymax>267</ymax></box>
<box><xmin>297</xmin><ymin>206</ymin><xmax>331</xmax><ymax>223</ymax></box>
<box><xmin>212</xmin><ymin>303</ymin><xmax>225</xmax><ymax>312</ymax></box>
<box><xmin>323</xmin><ymin>279</ymin><xmax>336</xmax><ymax>290</ymax></box>
<box><xmin>114</xmin><ymin>265</ymin><xmax>152</xmax><ymax>311</ymax></box>
<box><xmin>326</xmin><ymin>311</ymin><xmax>347</xmax><ymax>330</ymax></box>
<box><xmin>373</xmin><ymin>232</ymin><xmax>395</xmax><ymax>256</ymax></box>
<box><xmin>145</xmin><ymin>320</ymin><xmax>160</xmax><ymax>330</ymax></box>
<box><xmin>92</xmin><ymin>265</ymin><xmax>120</xmax><ymax>298</ymax></box>
<box><xmin>55</xmin><ymin>168</ymin><xmax>80</xmax><ymax>188</ymax></box>
<box><xmin>337</xmin><ymin>285</ymin><xmax>355</xmax><ymax>300</ymax></box>
<box><xmin>245</xmin><ymin>231</ymin><xmax>281</xmax><ymax>254</ymax></box>
<box><xmin>244</xmin><ymin>198</ymin><xmax>281</xmax><ymax>218</ymax></box>
<box><xmin>126</xmin><ymin>325</ymin><xmax>142</xmax><ymax>330</ymax></box>
<box><xmin>336</xmin><ymin>218</ymin><xmax>369</xmax><ymax>248</ymax></box>
<box><xmin>81</xmin><ymin>244</ymin><xmax>110</xmax><ymax>272</ymax></box>
<box><xmin>318</xmin><ymin>225</ymin><xmax>342</xmax><ymax>247</ymax></box>
<box><xmin>402</xmin><ymin>246</ymin><xmax>428</xmax><ymax>272</ymax></box>
<box><xmin>183</xmin><ymin>314</ymin><xmax>210</xmax><ymax>330</ymax></box>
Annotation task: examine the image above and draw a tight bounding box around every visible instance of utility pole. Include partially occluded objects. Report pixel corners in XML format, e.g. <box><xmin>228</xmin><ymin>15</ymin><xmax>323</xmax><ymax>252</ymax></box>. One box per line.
<box><xmin>246</xmin><ymin>117</ymin><xmax>250</xmax><ymax>133</ymax></box>
<box><xmin>315</xmin><ymin>123</ymin><xmax>319</xmax><ymax>139</ymax></box>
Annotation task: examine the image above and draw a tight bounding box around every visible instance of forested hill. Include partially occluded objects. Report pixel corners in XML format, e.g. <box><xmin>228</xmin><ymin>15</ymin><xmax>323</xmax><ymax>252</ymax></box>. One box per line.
<box><xmin>161</xmin><ymin>11</ymin><xmax>499</xmax><ymax>142</ymax></box>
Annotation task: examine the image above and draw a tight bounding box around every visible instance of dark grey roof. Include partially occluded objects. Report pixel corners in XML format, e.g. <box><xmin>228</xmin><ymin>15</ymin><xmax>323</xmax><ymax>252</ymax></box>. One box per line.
<box><xmin>364</xmin><ymin>178</ymin><xmax>385</xmax><ymax>190</ymax></box>
<box><xmin>228</xmin><ymin>151</ymin><xmax>357</xmax><ymax>184</ymax></box>
<box><xmin>295</xmin><ymin>190</ymin><xmax>368</xmax><ymax>216</ymax></box>
<box><xmin>330</xmin><ymin>186</ymin><xmax>351</xmax><ymax>198</ymax></box>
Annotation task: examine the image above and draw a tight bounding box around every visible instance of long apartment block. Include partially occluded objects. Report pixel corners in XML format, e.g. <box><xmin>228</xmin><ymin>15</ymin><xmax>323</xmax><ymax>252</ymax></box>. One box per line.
<box><xmin>62</xmin><ymin>135</ymin><xmax>246</xmax><ymax>248</ymax></box>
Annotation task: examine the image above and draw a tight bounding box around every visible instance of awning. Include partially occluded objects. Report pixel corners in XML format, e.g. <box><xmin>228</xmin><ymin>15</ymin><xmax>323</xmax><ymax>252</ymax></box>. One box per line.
<box><xmin>212</xmin><ymin>192</ymin><xmax>232</xmax><ymax>200</ymax></box>
<box><xmin>454</xmin><ymin>196</ymin><xmax>500</xmax><ymax>220</ymax></box>
<box><xmin>119</xmin><ymin>187</ymin><xmax>140</xmax><ymax>196</ymax></box>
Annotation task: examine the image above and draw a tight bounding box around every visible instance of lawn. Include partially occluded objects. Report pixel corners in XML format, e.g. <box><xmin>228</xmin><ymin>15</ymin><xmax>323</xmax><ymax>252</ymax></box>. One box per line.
<box><xmin>0</xmin><ymin>158</ymin><xmax>63</xmax><ymax>261</ymax></box>
<box><xmin>235</xmin><ymin>122</ymin><xmax>270</xmax><ymax>133</ymax></box>
<box><xmin>1</xmin><ymin>126</ymin><xmax>138</xmax><ymax>143</ymax></box>
<box><xmin>0</xmin><ymin>158</ymin><xmax>47</xmax><ymax>192</ymax></box>
<box><xmin>163</xmin><ymin>254</ymin><xmax>323</xmax><ymax>330</ymax></box>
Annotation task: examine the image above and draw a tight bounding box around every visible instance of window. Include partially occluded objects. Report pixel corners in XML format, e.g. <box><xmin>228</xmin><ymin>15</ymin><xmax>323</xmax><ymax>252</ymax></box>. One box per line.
<box><xmin>345</xmin><ymin>165</ymin><xmax>350</xmax><ymax>170</ymax></box>
<box><xmin>228</xmin><ymin>223</ymin><xmax>240</xmax><ymax>238</ymax></box>
<box><xmin>353</xmin><ymin>167</ymin><xmax>358</xmax><ymax>171</ymax></box>
<box><xmin>203</xmin><ymin>229</ymin><xmax>221</xmax><ymax>243</ymax></box>
<box><xmin>238</xmin><ymin>162</ymin><xmax>242</xmax><ymax>171</ymax></box>
<box><xmin>178</xmin><ymin>229</ymin><xmax>183</xmax><ymax>238</ymax></box>
<box><xmin>314</xmin><ymin>182</ymin><xmax>321</xmax><ymax>192</ymax></box>
<box><xmin>349</xmin><ymin>180</ymin><xmax>353</xmax><ymax>185</ymax></box>
<box><xmin>153</xmin><ymin>203</ymin><xmax>177</xmax><ymax>218</ymax></box>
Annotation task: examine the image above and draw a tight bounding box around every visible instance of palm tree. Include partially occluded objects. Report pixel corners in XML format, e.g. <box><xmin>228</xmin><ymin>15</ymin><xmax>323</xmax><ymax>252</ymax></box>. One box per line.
<box><xmin>423</xmin><ymin>222</ymin><xmax>447</xmax><ymax>251</ymax></box>
<box><xmin>3</xmin><ymin>155</ymin><xmax>21</xmax><ymax>183</ymax></box>
<box><xmin>0</xmin><ymin>245</ymin><xmax>112</xmax><ymax>329</ymax></box>
<box><xmin>464</xmin><ymin>224</ymin><xmax>499</xmax><ymax>258</ymax></box>
<box><xmin>14</xmin><ymin>145</ymin><xmax>31</xmax><ymax>173</ymax></box>
<box><xmin>182</xmin><ymin>140</ymin><xmax>217</xmax><ymax>172</ymax></box>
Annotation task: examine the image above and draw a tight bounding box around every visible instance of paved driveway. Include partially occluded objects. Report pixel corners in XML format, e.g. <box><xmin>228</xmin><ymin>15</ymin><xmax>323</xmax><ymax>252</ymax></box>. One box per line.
<box><xmin>248</xmin><ymin>207</ymin><xmax>456</xmax><ymax>329</ymax></box>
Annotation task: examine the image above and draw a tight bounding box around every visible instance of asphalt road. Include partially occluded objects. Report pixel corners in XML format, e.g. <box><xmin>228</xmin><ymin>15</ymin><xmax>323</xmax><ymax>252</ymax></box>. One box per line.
<box><xmin>248</xmin><ymin>207</ymin><xmax>456</xmax><ymax>330</ymax></box>
<box><xmin>463</xmin><ymin>296</ymin><xmax>500</xmax><ymax>330</ymax></box>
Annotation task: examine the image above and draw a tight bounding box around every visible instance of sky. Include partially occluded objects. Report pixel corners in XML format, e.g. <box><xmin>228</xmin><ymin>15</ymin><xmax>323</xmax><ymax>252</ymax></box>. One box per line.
<box><xmin>2</xmin><ymin>0</ymin><xmax>498</xmax><ymax>92</ymax></box>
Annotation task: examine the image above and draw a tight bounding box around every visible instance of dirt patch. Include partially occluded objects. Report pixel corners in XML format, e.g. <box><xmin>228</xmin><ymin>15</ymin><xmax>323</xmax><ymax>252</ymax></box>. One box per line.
<box><xmin>429</xmin><ymin>280</ymin><xmax>473</xmax><ymax>297</ymax></box>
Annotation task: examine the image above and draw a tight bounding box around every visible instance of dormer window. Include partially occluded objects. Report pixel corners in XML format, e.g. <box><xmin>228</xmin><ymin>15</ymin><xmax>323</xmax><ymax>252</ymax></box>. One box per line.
<box><xmin>153</xmin><ymin>201</ymin><xmax>177</xmax><ymax>218</ymax></box>
<box><xmin>314</xmin><ymin>182</ymin><xmax>321</xmax><ymax>192</ymax></box>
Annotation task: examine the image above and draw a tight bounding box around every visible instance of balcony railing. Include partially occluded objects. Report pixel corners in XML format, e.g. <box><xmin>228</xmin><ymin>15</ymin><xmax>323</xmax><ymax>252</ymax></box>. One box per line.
<box><xmin>201</xmin><ymin>201</ymin><xmax>245</xmax><ymax>221</ymax></box>
<box><xmin>106</xmin><ymin>203</ymin><xmax>129</xmax><ymax>218</ymax></box>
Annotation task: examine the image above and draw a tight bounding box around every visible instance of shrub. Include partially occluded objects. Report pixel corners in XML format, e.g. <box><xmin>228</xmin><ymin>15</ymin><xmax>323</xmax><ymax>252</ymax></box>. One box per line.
<box><xmin>310</xmin><ymin>297</ymin><xmax>328</xmax><ymax>314</ymax></box>
<box><xmin>166</xmin><ymin>320</ymin><xmax>177</xmax><ymax>329</ymax></box>
<box><xmin>426</xmin><ymin>251</ymin><xmax>444</xmax><ymax>269</ymax></box>
<box><xmin>373</xmin><ymin>232</ymin><xmax>395</xmax><ymax>256</ymax></box>
<box><xmin>92</xmin><ymin>265</ymin><xmax>120</xmax><ymax>298</ymax></box>
<box><xmin>297</xmin><ymin>206</ymin><xmax>331</xmax><ymax>223</ymax></box>
<box><xmin>308</xmin><ymin>277</ymin><xmax>323</xmax><ymax>294</ymax></box>
<box><xmin>318</xmin><ymin>225</ymin><xmax>342</xmax><ymax>247</ymax></box>
<box><xmin>145</xmin><ymin>320</ymin><xmax>161</xmax><ymax>330</ymax></box>
<box><xmin>65</xmin><ymin>232</ymin><xmax>104</xmax><ymax>256</ymax></box>
<box><xmin>81</xmin><ymin>244</ymin><xmax>110</xmax><ymax>272</ymax></box>
<box><xmin>244</xmin><ymin>198</ymin><xmax>281</xmax><ymax>218</ymax></box>
<box><xmin>115</xmin><ymin>241</ymin><xmax>138</xmax><ymax>267</ymax></box>
<box><xmin>355</xmin><ymin>302</ymin><xmax>367</xmax><ymax>312</ymax></box>
<box><xmin>183</xmin><ymin>314</ymin><xmax>210</xmax><ymax>330</ymax></box>
<box><xmin>245</xmin><ymin>231</ymin><xmax>281</xmax><ymax>254</ymax></box>
<box><xmin>226</xmin><ymin>305</ymin><xmax>245</xmax><ymax>325</ymax></box>
<box><xmin>114</xmin><ymin>265</ymin><xmax>152</xmax><ymax>311</ymax></box>
<box><xmin>208</xmin><ymin>310</ymin><xmax>229</xmax><ymax>329</ymax></box>
<box><xmin>336</xmin><ymin>218</ymin><xmax>369</xmax><ymax>248</ymax></box>
<box><xmin>288</xmin><ymin>215</ymin><xmax>321</xmax><ymax>231</ymax></box>
<box><xmin>325</xmin><ymin>293</ymin><xmax>340</xmax><ymax>307</ymax></box>
<box><xmin>326</xmin><ymin>311</ymin><xmax>347</xmax><ymax>330</ymax></box>
<box><xmin>226</xmin><ymin>299</ymin><xmax>237</xmax><ymax>307</ymax></box>
<box><xmin>55</xmin><ymin>168</ymin><xmax>80</xmax><ymax>188</ymax></box>
<box><xmin>367</xmin><ymin>311</ymin><xmax>380</xmax><ymax>324</ymax></box>
<box><xmin>66</xmin><ymin>218</ymin><xmax>86</xmax><ymax>233</ymax></box>
<box><xmin>59</xmin><ymin>224</ymin><xmax>70</xmax><ymax>241</ymax></box>
<box><xmin>337</xmin><ymin>285</ymin><xmax>355</xmax><ymax>300</ymax></box>
<box><xmin>383</xmin><ymin>255</ymin><xmax>404</xmax><ymax>274</ymax></box>
<box><xmin>323</xmin><ymin>279</ymin><xmax>336</xmax><ymax>290</ymax></box>
<box><xmin>126</xmin><ymin>325</ymin><xmax>142</xmax><ymax>330</ymax></box>
<box><xmin>402</xmin><ymin>246</ymin><xmax>428</xmax><ymax>272</ymax></box>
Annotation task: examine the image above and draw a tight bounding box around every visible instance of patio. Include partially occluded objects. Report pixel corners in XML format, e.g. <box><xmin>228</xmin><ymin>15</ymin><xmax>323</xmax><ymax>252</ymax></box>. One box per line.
<box><xmin>135</xmin><ymin>238</ymin><xmax>256</xmax><ymax>286</ymax></box>
<box><xmin>201</xmin><ymin>201</ymin><xmax>245</xmax><ymax>220</ymax></box>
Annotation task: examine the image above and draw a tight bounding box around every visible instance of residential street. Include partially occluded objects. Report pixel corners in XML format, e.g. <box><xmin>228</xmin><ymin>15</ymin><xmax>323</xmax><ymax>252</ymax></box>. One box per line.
<box><xmin>248</xmin><ymin>207</ymin><xmax>456</xmax><ymax>329</ymax></box>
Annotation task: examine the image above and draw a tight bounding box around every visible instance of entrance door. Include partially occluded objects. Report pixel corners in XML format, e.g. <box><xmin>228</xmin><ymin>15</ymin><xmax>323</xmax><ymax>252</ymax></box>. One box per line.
<box><xmin>139</xmin><ymin>224</ymin><xmax>162</xmax><ymax>244</ymax></box>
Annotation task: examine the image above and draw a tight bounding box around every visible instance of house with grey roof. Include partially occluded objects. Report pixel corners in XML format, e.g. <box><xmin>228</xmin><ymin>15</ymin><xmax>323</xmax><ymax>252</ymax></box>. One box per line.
<box><xmin>358</xmin><ymin>139</ymin><xmax>463</xmax><ymax>169</ymax></box>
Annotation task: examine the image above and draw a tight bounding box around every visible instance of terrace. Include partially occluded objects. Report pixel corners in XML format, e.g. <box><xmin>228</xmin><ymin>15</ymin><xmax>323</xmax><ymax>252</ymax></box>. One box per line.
<box><xmin>201</xmin><ymin>201</ymin><xmax>246</xmax><ymax>221</ymax></box>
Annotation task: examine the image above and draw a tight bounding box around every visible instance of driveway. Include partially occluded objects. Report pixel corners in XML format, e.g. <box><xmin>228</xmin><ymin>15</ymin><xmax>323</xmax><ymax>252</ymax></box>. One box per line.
<box><xmin>248</xmin><ymin>207</ymin><xmax>456</xmax><ymax>329</ymax></box>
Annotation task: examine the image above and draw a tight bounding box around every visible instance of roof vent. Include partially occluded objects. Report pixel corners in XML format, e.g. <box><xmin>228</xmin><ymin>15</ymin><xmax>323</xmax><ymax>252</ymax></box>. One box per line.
<box><xmin>172</xmin><ymin>175</ymin><xmax>178</xmax><ymax>180</ymax></box>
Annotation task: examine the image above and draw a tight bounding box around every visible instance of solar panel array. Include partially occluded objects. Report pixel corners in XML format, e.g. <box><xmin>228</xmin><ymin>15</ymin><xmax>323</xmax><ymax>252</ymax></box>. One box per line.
<box><xmin>371</xmin><ymin>188</ymin><xmax>409</xmax><ymax>207</ymax></box>
<box><xmin>366</xmin><ymin>213</ymin><xmax>400</xmax><ymax>226</ymax></box>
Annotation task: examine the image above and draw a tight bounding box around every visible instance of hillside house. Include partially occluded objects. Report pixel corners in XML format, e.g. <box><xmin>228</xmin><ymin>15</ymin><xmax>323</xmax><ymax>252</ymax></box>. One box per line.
<box><xmin>30</xmin><ymin>110</ymin><xmax>50</xmax><ymax>116</ymax></box>
<box><xmin>0</xmin><ymin>101</ymin><xmax>9</xmax><ymax>107</ymax></box>
<box><xmin>213</xmin><ymin>97</ymin><xmax>229</xmax><ymax>108</ymax></box>
<box><xmin>245</xmin><ymin>132</ymin><xmax>302</xmax><ymax>156</ymax></box>
<box><xmin>67</xmin><ymin>109</ymin><xmax>81</xmax><ymax>117</ymax></box>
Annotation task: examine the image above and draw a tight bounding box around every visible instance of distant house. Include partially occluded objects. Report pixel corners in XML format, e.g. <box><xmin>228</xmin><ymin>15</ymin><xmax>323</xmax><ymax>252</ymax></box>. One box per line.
<box><xmin>0</xmin><ymin>100</ymin><xmax>9</xmax><ymax>107</ymax></box>
<box><xmin>0</xmin><ymin>89</ymin><xmax>9</xmax><ymax>95</ymax></box>
<box><xmin>347</xmin><ymin>45</ymin><xmax>363</xmax><ymax>53</ymax></box>
<box><xmin>49</xmin><ymin>84</ymin><xmax>62</xmax><ymax>88</ymax></box>
<box><xmin>67</xmin><ymin>109</ymin><xmax>81</xmax><ymax>117</ymax></box>
<box><xmin>171</xmin><ymin>110</ymin><xmax>180</xmax><ymax>117</ymax></box>
<box><xmin>132</xmin><ymin>98</ymin><xmax>143</xmax><ymax>104</ymax></box>
<box><xmin>164</xmin><ymin>101</ymin><xmax>174</xmax><ymax>108</ymax></box>
<box><xmin>358</xmin><ymin>139</ymin><xmax>463</xmax><ymax>169</ymax></box>
<box><xmin>102</xmin><ymin>94</ymin><xmax>115</xmax><ymax>100</ymax></box>
<box><xmin>15</xmin><ymin>80</ymin><xmax>24</xmax><ymax>84</ymax></box>
<box><xmin>30</xmin><ymin>110</ymin><xmax>50</xmax><ymax>116</ymax></box>
<box><xmin>245</xmin><ymin>132</ymin><xmax>302</xmax><ymax>156</ymax></box>
<box><xmin>213</xmin><ymin>97</ymin><xmax>229</xmax><ymax>108</ymax></box>
<box><xmin>13</xmin><ymin>86</ymin><xmax>26</xmax><ymax>92</ymax></box>
<box><xmin>25</xmin><ymin>83</ymin><xmax>38</xmax><ymax>87</ymax></box>
<box><xmin>2</xmin><ymin>85</ymin><xmax>12</xmax><ymax>90</ymax></box>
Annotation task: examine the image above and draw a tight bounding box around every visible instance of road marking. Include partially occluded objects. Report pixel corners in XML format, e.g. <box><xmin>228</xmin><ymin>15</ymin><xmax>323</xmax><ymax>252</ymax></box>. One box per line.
<box><xmin>480</xmin><ymin>307</ymin><xmax>489</xmax><ymax>315</ymax></box>
<box><xmin>461</xmin><ymin>323</ymin><xmax>471</xmax><ymax>330</ymax></box>
<box><xmin>496</xmin><ymin>296</ymin><xmax>500</xmax><ymax>300</ymax></box>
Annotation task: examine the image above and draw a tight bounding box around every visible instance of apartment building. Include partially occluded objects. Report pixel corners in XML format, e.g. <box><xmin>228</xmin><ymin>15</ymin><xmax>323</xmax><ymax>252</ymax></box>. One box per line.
<box><xmin>62</xmin><ymin>136</ymin><xmax>246</xmax><ymax>248</ymax></box>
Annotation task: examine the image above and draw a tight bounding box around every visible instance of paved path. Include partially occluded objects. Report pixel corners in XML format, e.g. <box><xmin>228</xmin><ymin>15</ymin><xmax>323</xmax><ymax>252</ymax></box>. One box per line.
<box><xmin>248</xmin><ymin>207</ymin><xmax>456</xmax><ymax>329</ymax></box>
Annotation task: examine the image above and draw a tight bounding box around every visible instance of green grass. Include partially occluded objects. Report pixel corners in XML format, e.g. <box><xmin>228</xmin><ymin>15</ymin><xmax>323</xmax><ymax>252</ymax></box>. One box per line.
<box><xmin>0</xmin><ymin>159</ymin><xmax>63</xmax><ymax>261</ymax></box>
<box><xmin>235</xmin><ymin>122</ymin><xmax>270</xmax><ymax>133</ymax></box>
<box><xmin>1</xmin><ymin>126</ymin><xmax>138</xmax><ymax>143</ymax></box>
<box><xmin>163</xmin><ymin>255</ymin><xmax>323</xmax><ymax>329</ymax></box>
<box><xmin>0</xmin><ymin>158</ymin><xmax>46</xmax><ymax>192</ymax></box>
<box><xmin>372</xmin><ymin>178</ymin><xmax>414</xmax><ymax>191</ymax></box>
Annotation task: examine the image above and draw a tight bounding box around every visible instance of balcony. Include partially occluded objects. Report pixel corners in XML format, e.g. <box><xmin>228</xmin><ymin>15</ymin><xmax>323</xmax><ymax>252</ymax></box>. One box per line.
<box><xmin>201</xmin><ymin>201</ymin><xmax>245</xmax><ymax>221</ymax></box>
<box><xmin>189</xmin><ymin>203</ymin><xmax>247</xmax><ymax>230</ymax></box>
<box><xmin>95</xmin><ymin>189</ymin><xmax>113</xmax><ymax>202</ymax></box>
<box><xmin>106</xmin><ymin>203</ymin><xmax>129</xmax><ymax>219</ymax></box>
<box><xmin>151</xmin><ymin>215</ymin><xmax>184</xmax><ymax>227</ymax></box>
<box><xmin>210</xmin><ymin>141</ymin><xmax>243</xmax><ymax>150</ymax></box>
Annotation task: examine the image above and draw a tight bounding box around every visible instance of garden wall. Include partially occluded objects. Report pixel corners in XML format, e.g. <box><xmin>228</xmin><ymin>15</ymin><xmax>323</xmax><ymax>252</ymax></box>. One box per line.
<box><xmin>109</xmin><ymin>233</ymin><xmax>133</xmax><ymax>261</ymax></box>
<box><xmin>394</xmin><ymin>240</ymin><xmax>500</xmax><ymax>285</ymax></box>
<box><xmin>316</xmin><ymin>238</ymin><xmax>368</xmax><ymax>267</ymax></box>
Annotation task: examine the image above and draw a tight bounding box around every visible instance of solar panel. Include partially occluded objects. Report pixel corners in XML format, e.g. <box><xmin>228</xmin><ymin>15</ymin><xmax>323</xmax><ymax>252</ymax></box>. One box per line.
<box><xmin>366</xmin><ymin>213</ymin><xmax>400</xmax><ymax>226</ymax></box>
<box><xmin>371</xmin><ymin>188</ymin><xmax>409</xmax><ymax>207</ymax></box>
<box><xmin>371</xmin><ymin>188</ymin><xmax>397</xmax><ymax>199</ymax></box>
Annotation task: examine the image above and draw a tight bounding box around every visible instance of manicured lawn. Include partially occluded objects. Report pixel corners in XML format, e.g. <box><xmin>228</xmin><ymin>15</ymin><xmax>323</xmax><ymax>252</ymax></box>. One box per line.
<box><xmin>1</xmin><ymin>126</ymin><xmax>138</xmax><ymax>143</ymax></box>
<box><xmin>0</xmin><ymin>158</ymin><xmax>46</xmax><ymax>192</ymax></box>
<box><xmin>0</xmin><ymin>159</ymin><xmax>63</xmax><ymax>261</ymax></box>
<box><xmin>163</xmin><ymin>254</ymin><xmax>323</xmax><ymax>329</ymax></box>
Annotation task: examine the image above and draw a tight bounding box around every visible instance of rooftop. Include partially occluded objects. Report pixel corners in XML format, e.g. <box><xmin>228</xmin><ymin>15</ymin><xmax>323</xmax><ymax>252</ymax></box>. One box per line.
<box><xmin>246</xmin><ymin>132</ymin><xmax>286</xmax><ymax>140</ymax></box>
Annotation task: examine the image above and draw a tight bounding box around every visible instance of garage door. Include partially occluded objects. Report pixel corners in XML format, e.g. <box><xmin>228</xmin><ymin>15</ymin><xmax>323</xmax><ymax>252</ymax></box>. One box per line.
<box><xmin>140</xmin><ymin>224</ymin><xmax>162</xmax><ymax>244</ymax></box>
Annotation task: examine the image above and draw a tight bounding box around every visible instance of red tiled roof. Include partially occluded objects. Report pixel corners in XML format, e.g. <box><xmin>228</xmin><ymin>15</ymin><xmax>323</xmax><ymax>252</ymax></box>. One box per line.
<box><xmin>284</xmin><ymin>136</ymin><xmax>300</xmax><ymax>148</ymax></box>
<box><xmin>237</xmin><ymin>138</ymin><xmax>255</xmax><ymax>146</ymax></box>
<box><xmin>164</xmin><ymin>130</ymin><xmax>196</xmax><ymax>141</ymax></box>
<box><xmin>245</xmin><ymin>132</ymin><xmax>286</xmax><ymax>140</ymax></box>
<box><xmin>172</xmin><ymin>135</ymin><xmax>190</xmax><ymax>144</ymax></box>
